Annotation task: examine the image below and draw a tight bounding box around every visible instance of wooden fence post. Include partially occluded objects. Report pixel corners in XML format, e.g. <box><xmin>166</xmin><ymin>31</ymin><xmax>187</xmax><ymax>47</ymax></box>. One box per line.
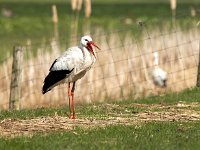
<box><xmin>9</xmin><ymin>46</ymin><xmax>23</xmax><ymax>110</ymax></box>
<box><xmin>170</xmin><ymin>0</ymin><xmax>176</xmax><ymax>25</ymax></box>
<box><xmin>197</xmin><ymin>41</ymin><xmax>200</xmax><ymax>87</ymax></box>
<box><xmin>85</xmin><ymin>0</ymin><xmax>91</xmax><ymax>18</ymax></box>
<box><xmin>52</xmin><ymin>5</ymin><xmax>59</xmax><ymax>43</ymax></box>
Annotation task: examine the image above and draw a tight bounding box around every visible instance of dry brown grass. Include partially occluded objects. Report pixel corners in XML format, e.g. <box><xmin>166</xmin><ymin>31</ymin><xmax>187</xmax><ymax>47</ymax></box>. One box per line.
<box><xmin>1</xmin><ymin>102</ymin><xmax>200</xmax><ymax>138</ymax></box>
<box><xmin>0</xmin><ymin>26</ymin><xmax>199</xmax><ymax>109</ymax></box>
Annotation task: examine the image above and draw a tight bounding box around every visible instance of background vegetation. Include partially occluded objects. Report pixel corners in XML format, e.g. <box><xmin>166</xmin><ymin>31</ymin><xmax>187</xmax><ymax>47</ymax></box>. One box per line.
<box><xmin>0</xmin><ymin>0</ymin><xmax>199</xmax><ymax>59</ymax></box>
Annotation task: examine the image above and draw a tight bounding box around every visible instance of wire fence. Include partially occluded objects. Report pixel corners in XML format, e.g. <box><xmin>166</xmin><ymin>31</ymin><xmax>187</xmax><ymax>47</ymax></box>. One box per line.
<box><xmin>0</xmin><ymin>18</ymin><xmax>200</xmax><ymax>110</ymax></box>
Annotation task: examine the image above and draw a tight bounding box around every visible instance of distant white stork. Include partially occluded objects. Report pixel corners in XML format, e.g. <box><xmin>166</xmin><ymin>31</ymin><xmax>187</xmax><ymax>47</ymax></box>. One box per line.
<box><xmin>152</xmin><ymin>52</ymin><xmax>167</xmax><ymax>88</ymax></box>
<box><xmin>42</xmin><ymin>35</ymin><xmax>100</xmax><ymax>119</ymax></box>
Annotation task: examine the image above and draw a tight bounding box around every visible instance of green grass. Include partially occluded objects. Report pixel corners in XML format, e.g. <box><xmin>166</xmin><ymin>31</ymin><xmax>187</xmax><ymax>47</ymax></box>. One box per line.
<box><xmin>121</xmin><ymin>87</ymin><xmax>200</xmax><ymax>105</ymax></box>
<box><xmin>115</xmin><ymin>87</ymin><xmax>200</xmax><ymax>112</ymax></box>
<box><xmin>1</xmin><ymin>122</ymin><xmax>200</xmax><ymax>150</ymax></box>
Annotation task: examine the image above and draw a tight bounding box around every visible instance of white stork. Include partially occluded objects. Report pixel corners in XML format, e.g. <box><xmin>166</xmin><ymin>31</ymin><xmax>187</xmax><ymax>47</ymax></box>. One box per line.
<box><xmin>42</xmin><ymin>35</ymin><xmax>100</xmax><ymax>119</ymax></box>
<box><xmin>152</xmin><ymin>52</ymin><xmax>167</xmax><ymax>88</ymax></box>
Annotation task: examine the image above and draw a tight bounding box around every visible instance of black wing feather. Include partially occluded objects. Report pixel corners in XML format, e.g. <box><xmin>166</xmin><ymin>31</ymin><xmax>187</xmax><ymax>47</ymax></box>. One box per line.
<box><xmin>42</xmin><ymin>69</ymin><xmax>74</xmax><ymax>94</ymax></box>
<box><xmin>49</xmin><ymin>59</ymin><xmax>57</xmax><ymax>71</ymax></box>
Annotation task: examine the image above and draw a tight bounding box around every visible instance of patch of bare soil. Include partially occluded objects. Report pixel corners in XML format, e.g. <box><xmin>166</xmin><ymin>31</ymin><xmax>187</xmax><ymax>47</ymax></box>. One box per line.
<box><xmin>0</xmin><ymin>116</ymin><xmax>140</xmax><ymax>138</ymax></box>
<box><xmin>1</xmin><ymin>102</ymin><xmax>200</xmax><ymax>138</ymax></box>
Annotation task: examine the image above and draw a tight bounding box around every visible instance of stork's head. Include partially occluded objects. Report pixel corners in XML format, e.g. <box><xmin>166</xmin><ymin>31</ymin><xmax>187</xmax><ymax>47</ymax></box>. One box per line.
<box><xmin>80</xmin><ymin>35</ymin><xmax>100</xmax><ymax>58</ymax></box>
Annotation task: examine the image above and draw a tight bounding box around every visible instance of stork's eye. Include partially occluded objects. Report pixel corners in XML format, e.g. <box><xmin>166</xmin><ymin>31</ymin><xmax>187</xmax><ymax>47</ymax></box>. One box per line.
<box><xmin>85</xmin><ymin>39</ymin><xmax>89</xmax><ymax>42</ymax></box>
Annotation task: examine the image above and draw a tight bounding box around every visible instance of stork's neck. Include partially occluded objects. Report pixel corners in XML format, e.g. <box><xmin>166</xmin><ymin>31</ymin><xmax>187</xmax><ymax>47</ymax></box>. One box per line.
<box><xmin>153</xmin><ymin>52</ymin><xmax>159</xmax><ymax>67</ymax></box>
<box><xmin>79</xmin><ymin>45</ymin><xmax>96</xmax><ymax>65</ymax></box>
<box><xmin>154</xmin><ymin>57</ymin><xmax>158</xmax><ymax>66</ymax></box>
<box><xmin>80</xmin><ymin>44</ymin><xmax>96</xmax><ymax>59</ymax></box>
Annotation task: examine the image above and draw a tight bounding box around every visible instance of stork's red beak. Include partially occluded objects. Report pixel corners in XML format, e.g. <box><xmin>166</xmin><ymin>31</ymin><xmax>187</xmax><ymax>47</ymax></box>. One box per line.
<box><xmin>89</xmin><ymin>41</ymin><xmax>101</xmax><ymax>50</ymax></box>
<box><xmin>87</xmin><ymin>41</ymin><xmax>101</xmax><ymax>58</ymax></box>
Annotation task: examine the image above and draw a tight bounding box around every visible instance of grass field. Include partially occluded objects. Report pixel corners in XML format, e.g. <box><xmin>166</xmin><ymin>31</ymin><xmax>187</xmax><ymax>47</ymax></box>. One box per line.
<box><xmin>0</xmin><ymin>88</ymin><xmax>200</xmax><ymax>149</ymax></box>
<box><xmin>1</xmin><ymin>122</ymin><xmax>200</xmax><ymax>150</ymax></box>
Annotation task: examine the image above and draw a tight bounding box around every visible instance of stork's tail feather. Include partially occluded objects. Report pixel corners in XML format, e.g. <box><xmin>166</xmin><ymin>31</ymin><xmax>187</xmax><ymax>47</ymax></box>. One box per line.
<box><xmin>42</xmin><ymin>69</ymin><xmax>73</xmax><ymax>94</ymax></box>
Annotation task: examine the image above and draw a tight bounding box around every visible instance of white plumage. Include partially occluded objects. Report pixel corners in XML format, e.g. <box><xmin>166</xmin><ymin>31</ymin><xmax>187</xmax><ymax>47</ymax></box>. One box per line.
<box><xmin>152</xmin><ymin>52</ymin><xmax>167</xmax><ymax>87</ymax></box>
<box><xmin>42</xmin><ymin>35</ymin><xmax>100</xmax><ymax>119</ymax></box>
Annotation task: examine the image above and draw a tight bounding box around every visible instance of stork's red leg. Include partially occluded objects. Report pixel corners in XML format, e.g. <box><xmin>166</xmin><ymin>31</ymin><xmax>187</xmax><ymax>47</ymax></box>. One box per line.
<box><xmin>70</xmin><ymin>81</ymin><xmax>76</xmax><ymax>119</ymax></box>
<box><xmin>68</xmin><ymin>82</ymin><xmax>72</xmax><ymax>118</ymax></box>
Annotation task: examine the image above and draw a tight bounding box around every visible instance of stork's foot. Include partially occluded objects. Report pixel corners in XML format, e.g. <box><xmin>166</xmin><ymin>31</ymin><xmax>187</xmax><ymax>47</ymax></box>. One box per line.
<box><xmin>69</xmin><ymin>115</ymin><xmax>76</xmax><ymax>119</ymax></box>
